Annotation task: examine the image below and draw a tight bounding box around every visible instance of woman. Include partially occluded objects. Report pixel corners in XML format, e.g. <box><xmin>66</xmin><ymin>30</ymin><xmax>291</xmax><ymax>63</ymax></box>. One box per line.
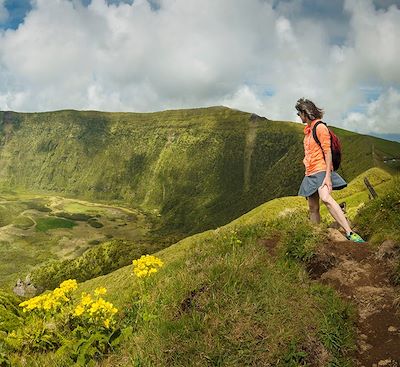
<box><xmin>296</xmin><ymin>98</ymin><xmax>365</xmax><ymax>243</ymax></box>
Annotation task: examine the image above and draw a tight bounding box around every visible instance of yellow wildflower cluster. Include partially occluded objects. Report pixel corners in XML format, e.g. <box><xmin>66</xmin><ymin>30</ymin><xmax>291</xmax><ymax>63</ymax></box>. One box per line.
<box><xmin>94</xmin><ymin>286</ymin><xmax>107</xmax><ymax>296</ymax></box>
<box><xmin>19</xmin><ymin>279</ymin><xmax>78</xmax><ymax>312</ymax></box>
<box><xmin>221</xmin><ymin>229</ymin><xmax>242</xmax><ymax>245</ymax></box>
<box><xmin>59</xmin><ymin>279</ymin><xmax>79</xmax><ymax>292</ymax></box>
<box><xmin>132</xmin><ymin>254</ymin><xmax>164</xmax><ymax>278</ymax></box>
<box><xmin>74</xmin><ymin>287</ymin><xmax>118</xmax><ymax>328</ymax></box>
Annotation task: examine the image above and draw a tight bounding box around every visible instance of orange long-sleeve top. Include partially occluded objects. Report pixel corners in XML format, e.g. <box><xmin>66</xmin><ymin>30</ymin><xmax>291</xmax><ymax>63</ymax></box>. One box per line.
<box><xmin>303</xmin><ymin>119</ymin><xmax>332</xmax><ymax>176</ymax></box>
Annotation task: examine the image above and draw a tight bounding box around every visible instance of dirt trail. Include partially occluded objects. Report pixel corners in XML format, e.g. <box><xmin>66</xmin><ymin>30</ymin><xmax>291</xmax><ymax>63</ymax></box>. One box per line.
<box><xmin>308</xmin><ymin>230</ymin><xmax>400</xmax><ymax>366</ymax></box>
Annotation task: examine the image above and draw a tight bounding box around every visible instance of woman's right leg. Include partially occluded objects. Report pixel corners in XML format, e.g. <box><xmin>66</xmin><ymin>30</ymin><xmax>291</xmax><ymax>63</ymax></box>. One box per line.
<box><xmin>308</xmin><ymin>191</ymin><xmax>321</xmax><ymax>224</ymax></box>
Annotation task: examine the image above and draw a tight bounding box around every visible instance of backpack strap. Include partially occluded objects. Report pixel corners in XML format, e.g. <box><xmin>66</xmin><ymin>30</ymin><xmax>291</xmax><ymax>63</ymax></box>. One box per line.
<box><xmin>311</xmin><ymin>120</ymin><xmax>326</xmax><ymax>148</ymax></box>
<box><xmin>311</xmin><ymin>121</ymin><xmax>328</xmax><ymax>161</ymax></box>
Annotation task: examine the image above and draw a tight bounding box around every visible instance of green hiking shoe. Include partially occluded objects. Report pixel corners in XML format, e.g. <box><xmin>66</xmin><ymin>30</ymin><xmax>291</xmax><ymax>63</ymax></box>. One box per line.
<box><xmin>346</xmin><ymin>232</ymin><xmax>365</xmax><ymax>243</ymax></box>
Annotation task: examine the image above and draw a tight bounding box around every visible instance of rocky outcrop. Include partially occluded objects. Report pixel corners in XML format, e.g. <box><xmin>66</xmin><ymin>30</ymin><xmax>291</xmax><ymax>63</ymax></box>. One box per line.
<box><xmin>13</xmin><ymin>275</ymin><xmax>37</xmax><ymax>298</ymax></box>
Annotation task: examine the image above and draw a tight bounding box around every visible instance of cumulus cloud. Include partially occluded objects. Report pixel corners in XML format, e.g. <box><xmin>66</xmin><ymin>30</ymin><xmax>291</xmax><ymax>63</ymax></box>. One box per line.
<box><xmin>343</xmin><ymin>88</ymin><xmax>400</xmax><ymax>134</ymax></box>
<box><xmin>0</xmin><ymin>0</ymin><xmax>399</xmax><ymax>135</ymax></box>
<box><xmin>341</xmin><ymin>0</ymin><xmax>400</xmax><ymax>84</ymax></box>
<box><xmin>0</xmin><ymin>0</ymin><xmax>278</xmax><ymax>111</ymax></box>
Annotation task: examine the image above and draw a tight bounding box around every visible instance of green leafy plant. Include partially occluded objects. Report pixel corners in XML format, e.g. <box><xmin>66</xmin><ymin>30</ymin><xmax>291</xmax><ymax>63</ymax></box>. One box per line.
<box><xmin>130</xmin><ymin>255</ymin><xmax>164</xmax><ymax>325</ymax></box>
<box><xmin>57</xmin><ymin>326</ymin><xmax>132</xmax><ymax>367</ymax></box>
<box><xmin>3</xmin><ymin>279</ymin><xmax>126</xmax><ymax>366</ymax></box>
<box><xmin>280</xmin><ymin>341</ymin><xmax>308</xmax><ymax>366</ymax></box>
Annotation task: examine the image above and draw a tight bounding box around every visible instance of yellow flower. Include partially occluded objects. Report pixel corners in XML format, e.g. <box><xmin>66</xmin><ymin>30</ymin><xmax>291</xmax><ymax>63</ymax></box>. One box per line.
<box><xmin>19</xmin><ymin>300</ymin><xmax>28</xmax><ymax>308</ymax></box>
<box><xmin>59</xmin><ymin>279</ymin><xmax>78</xmax><ymax>291</ymax></box>
<box><xmin>140</xmin><ymin>269</ymin><xmax>148</xmax><ymax>277</ymax></box>
<box><xmin>103</xmin><ymin>319</ymin><xmax>111</xmax><ymax>328</ymax></box>
<box><xmin>74</xmin><ymin>305</ymin><xmax>85</xmax><ymax>316</ymax></box>
<box><xmin>20</xmin><ymin>294</ymin><xmax>47</xmax><ymax>311</ymax></box>
<box><xmin>81</xmin><ymin>293</ymin><xmax>93</xmax><ymax>306</ymax></box>
<box><xmin>43</xmin><ymin>298</ymin><xmax>53</xmax><ymax>310</ymax></box>
<box><xmin>9</xmin><ymin>330</ymin><xmax>17</xmax><ymax>337</ymax></box>
<box><xmin>19</xmin><ymin>279</ymin><xmax>79</xmax><ymax>314</ymax></box>
<box><xmin>52</xmin><ymin>287</ymin><xmax>68</xmax><ymax>302</ymax></box>
<box><xmin>94</xmin><ymin>287</ymin><xmax>107</xmax><ymax>296</ymax></box>
<box><xmin>89</xmin><ymin>302</ymin><xmax>100</xmax><ymax>314</ymax></box>
<box><xmin>132</xmin><ymin>254</ymin><xmax>164</xmax><ymax>278</ymax></box>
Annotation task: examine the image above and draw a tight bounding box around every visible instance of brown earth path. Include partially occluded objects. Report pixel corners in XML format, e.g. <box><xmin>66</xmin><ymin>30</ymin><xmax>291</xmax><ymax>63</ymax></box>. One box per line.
<box><xmin>308</xmin><ymin>230</ymin><xmax>400</xmax><ymax>366</ymax></box>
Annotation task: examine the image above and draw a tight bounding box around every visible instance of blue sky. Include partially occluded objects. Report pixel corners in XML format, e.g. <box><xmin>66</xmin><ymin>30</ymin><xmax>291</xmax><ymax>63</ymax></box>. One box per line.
<box><xmin>0</xmin><ymin>0</ymin><xmax>159</xmax><ymax>29</ymax></box>
<box><xmin>2</xmin><ymin>0</ymin><xmax>399</xmax><ymax>30</ymax></box>
<box><xmin>0</xmin><ymin>0</ymin><xmax>400</xmax><ymax>136</ymax></box>
<box><xmin>1</xmin><ymin>0</ymin><xmax>32</xmax><ymax>30</ymax></box>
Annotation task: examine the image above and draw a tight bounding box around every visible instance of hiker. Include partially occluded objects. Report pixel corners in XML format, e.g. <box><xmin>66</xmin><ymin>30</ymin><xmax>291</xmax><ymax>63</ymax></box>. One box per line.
<box><xmin>296</xmin><ymin>98</ymin><xmax>365</xmax><ymax>243</ymax></box>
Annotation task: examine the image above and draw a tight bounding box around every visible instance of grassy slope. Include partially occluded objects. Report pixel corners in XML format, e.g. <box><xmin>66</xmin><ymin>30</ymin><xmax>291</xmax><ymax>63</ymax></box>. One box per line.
<box><xmin>13</xmin><ymin>168</ymin><xmax>394</xmax><ymax>366</ymax></box>
<box><xmin>352</xmin><ymin>175</ymin><xmax>400</xmax><ymax>247</ymax></box>
<box><xmin>9</xmin><ymin>167</ymin><xmax>388</xmax><ymax>295</ymax></box>
<box><xmin>1</xmin><ymin>107</ymin><xmax>399</xmax><ymax>237</ymax></box>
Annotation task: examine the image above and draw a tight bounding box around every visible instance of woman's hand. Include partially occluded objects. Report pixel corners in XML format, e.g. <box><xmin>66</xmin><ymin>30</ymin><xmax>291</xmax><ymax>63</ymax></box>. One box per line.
<box><xmin>321</xmin><ymin>173</ymin><xmax>332</xmax><ymax>193</ymax></box>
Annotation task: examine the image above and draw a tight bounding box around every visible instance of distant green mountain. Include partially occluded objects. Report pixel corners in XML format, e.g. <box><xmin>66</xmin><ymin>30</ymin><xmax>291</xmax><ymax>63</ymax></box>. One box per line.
<box><xmin>1</xmin><ymin>106</ymin><xmax>399</xmax><ymax>235</ymax></box>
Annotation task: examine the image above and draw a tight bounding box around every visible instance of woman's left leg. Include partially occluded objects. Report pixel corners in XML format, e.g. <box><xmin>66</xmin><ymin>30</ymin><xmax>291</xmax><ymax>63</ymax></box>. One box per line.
<box><xmin>308</xmin><ymin>191</ymin><xmax>321</xmax><ymax>224</ymax></box>
<box><xmin>318</xmin><ymin>185</ymin><xmax>352</xmax><ymax>234</ymax></box>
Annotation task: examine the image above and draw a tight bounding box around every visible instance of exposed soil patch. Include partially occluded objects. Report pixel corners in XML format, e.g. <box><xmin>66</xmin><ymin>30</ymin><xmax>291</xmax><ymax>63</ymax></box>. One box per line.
<box><xmin>258</xmin><ymin>235</ymin><xmax>280</xmax><ymax>257</ymax></box>
<box><xmin>310</xmin><ymin>233</ymin><xmax>400</xmax><ymax>366</ymax></box>
<box><xmin>179</xmin><ymin>284</ymin><xmax>209</xmax><ymax>314</ymax></box>
<box><xmin>307</xmin><ymin>251</ymin><xmax>337</xmax><ymax>279</ymax></box>
<box><xmin>300</xmin><ymin>335</ymin><xmax>332</xmax><ymax>367</ymax></box>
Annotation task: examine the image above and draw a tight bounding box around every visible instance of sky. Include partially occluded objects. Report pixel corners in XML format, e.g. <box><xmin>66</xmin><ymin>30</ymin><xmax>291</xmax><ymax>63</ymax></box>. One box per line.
<box><xmin>0</xmin><ymin>0</ymin><xmax>400</xmax><ymax>137</ymax></box>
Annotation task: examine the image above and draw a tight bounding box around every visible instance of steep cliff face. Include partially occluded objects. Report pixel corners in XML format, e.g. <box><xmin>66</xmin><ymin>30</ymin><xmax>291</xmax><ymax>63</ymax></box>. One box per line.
<box><xmin>0</xmin><ymin>107</ymin><xmax>399</xmax><ymax>234</ymax></box>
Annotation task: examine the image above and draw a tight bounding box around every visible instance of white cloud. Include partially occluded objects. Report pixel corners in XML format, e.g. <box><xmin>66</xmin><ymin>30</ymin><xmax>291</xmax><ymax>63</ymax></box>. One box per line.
<box><xmin>0</xmin><ymin>0</ymin><xmax>399</xmax><ymax>134</ymax></box>
<box><xmin>222</xmin><ymin>85</ymin><xmax>265</xmax><ymax>115</ymax></box>
<box><xmin>0</xmin><ymin>0</ymin><xmax>278</xmax><ymax>111</ymax></box>
<box><xmin>342</xmin><ymin>0</ymin><xmax>400</xmax><ymax>84</ymax></box>
<box><xmin>343</xmin><ymin>87</ymin><xmax>400</xmax><ymax>134</ymax></box>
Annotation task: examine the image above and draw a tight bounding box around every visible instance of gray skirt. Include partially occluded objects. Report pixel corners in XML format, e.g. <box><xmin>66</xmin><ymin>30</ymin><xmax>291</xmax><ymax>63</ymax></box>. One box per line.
<box><xmin>298</xmin><ymin>171</ymin><xmax>347</xmax><ymax>197</ymax></box>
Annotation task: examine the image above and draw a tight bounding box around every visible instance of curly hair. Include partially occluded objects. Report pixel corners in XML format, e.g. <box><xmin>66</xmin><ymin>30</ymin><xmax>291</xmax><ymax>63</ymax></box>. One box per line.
<box><xmin>295</xmin><ymin>98</ymin><xmax>324</xmax><ymax>120</ymax></box>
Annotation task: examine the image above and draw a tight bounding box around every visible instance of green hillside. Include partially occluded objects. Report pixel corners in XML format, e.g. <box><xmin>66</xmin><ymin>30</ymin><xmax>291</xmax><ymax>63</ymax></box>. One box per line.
<box><xmin>1</xmin><ymin>107</ymin><xmax>399</xmax><ymax>237</ymax></box>
<box><xmin>2</xmin><ymin>168</ymin><xmax>398</xmax><ymax>366</ymax></box>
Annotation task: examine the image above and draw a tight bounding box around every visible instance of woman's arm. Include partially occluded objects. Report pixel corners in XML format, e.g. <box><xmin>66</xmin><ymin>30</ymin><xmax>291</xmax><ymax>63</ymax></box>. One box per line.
<box><xmin>317</xmin><ymin>124</ymin><xmax>333</xmax><ymax>192</ymax></box>
<box><xmin>322</xmin><ymin>150</ymin><xmax>333</xmax><ymax>192</ymax></box>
